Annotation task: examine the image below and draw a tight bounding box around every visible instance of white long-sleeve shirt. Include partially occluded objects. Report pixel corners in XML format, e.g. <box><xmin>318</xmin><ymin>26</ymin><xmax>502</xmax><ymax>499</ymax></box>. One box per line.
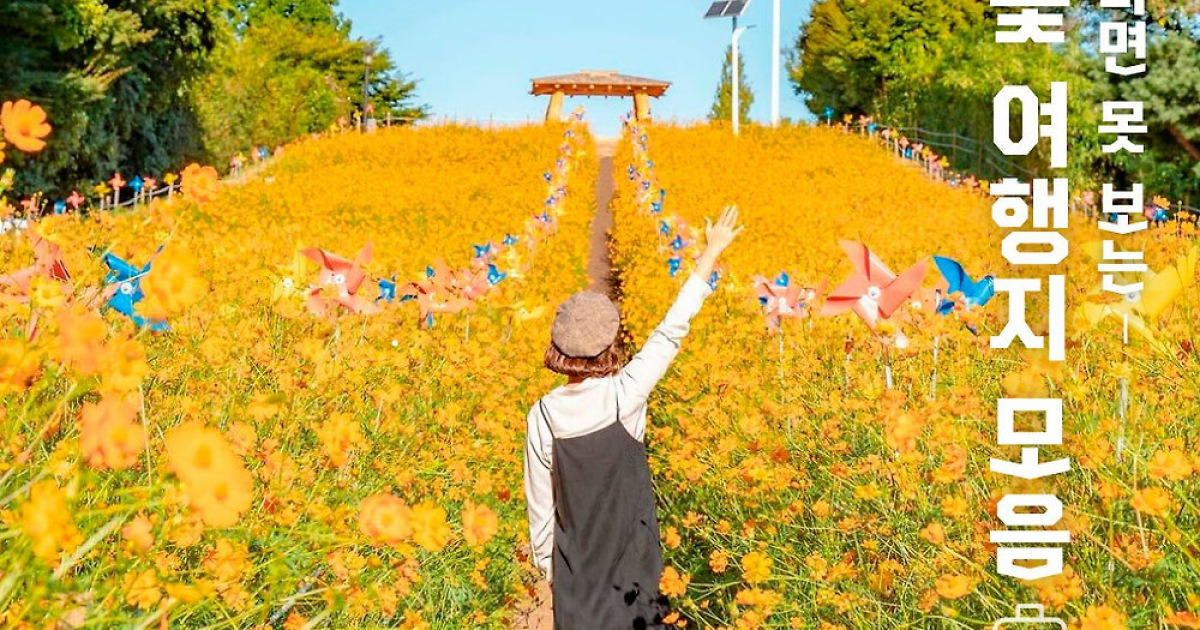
<box><xmin>523</xmin><ymin>273</ymin><xmax>713</xmax><ymax>582</ymax></box>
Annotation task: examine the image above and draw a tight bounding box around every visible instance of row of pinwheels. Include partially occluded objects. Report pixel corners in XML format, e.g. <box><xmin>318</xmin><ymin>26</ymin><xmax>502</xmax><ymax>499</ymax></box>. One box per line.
<box><xmin>625</xmin><ymin>119</ymin><xmax>1200</xmax><ymax>351</ymax></box>
<box><xmin>270</xmin><ymin>108</ymin><xmax>589</xmax><ymax>328</ymax></box>
<box><xmin>0</xmin><ymin>230</ymin><xmax>179</xmax><ymax>334</ymax></box>
<box><xmin>623</xmin><ymin>119</ymin><xmax>992</xmax><ymax>337</ymax></box>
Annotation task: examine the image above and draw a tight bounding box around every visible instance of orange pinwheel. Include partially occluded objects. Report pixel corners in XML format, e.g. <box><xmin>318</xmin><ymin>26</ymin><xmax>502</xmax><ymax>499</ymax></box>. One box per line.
<box><xmin>821</xmin><ymin>240</ymin><xmax>928</xmax><ymax>329</ymax></box>
<box><xmin>401</xmin><ymin>274</ymin><xmax>471</xmax><ymax>328</ymax></box>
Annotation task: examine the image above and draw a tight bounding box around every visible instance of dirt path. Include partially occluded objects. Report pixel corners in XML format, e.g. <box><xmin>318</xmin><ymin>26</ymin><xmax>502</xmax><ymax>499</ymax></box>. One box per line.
<box><xmin>589</xmin><ymin>139</ymin><xmax>618</xmax><ymax>295</ymax></box>
<box><xmin>513</xmin><ymin>140</ymin><xmax>618</xmax><ymax>630</ymax></box>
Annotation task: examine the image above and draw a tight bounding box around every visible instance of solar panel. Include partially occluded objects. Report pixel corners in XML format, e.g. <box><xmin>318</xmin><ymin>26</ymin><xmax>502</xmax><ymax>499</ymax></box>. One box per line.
<box><xmin>723</xmin><ymin>0</ymin><xmax>751</xmax><ymax>16</ymax></box>
<box><xmin>704</xmin><ymin>1</ymin><xmax>731</xmax><ymax>18</ymax></box>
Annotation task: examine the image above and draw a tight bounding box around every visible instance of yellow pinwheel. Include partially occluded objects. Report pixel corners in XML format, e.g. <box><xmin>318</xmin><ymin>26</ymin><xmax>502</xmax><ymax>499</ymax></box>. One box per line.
<box><xmin>269</xmin><ymin>242</ymin><xmax>311</xmax><ymax>303</ymax></box>
<box><xmin>1077</xmin><ymin>243</ymin><xmax>1198</xmax><ymax>340</ymax></box>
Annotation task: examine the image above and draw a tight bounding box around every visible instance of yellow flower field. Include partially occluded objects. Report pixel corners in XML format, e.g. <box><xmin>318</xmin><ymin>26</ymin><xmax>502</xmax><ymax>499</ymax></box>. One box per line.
<box><xmin>610</xmin><ymin>122</ymin><xmax>1200</xmax><ymax>628</ymax></box>
<box><xmin>1</xmin><ymin>121</ymin><xmax>596</xmax><ymax>627</ymax></box>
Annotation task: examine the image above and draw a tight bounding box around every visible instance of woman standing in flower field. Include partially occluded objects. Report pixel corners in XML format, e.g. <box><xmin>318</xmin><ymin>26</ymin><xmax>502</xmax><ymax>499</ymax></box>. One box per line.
<box><xmin>524</xmin><ymin>206</ymin><xmax>743</xmax><ymax>629</ymax></box>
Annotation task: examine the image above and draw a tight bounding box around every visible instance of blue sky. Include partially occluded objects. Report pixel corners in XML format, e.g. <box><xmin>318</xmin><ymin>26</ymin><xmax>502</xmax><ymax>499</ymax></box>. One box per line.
<box><xmin>340</xmin><ymin>0</ymin><xmax>816</xmax><ymax>136</ymax></box>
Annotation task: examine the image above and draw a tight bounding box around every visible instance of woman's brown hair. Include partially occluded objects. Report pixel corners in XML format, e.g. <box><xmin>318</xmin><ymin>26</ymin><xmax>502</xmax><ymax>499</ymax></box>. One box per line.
<box><xmin>544</xmin><ymin>342</ymin><xmax>623</xmax><ymax>379</ymax></box>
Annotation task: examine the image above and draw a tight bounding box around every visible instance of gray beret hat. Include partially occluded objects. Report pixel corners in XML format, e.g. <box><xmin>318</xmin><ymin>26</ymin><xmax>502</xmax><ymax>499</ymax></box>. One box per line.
<box><xmin>551</xmin><ymin>291</ymin><xmax>620</xmax><ymax>358</ymax></box>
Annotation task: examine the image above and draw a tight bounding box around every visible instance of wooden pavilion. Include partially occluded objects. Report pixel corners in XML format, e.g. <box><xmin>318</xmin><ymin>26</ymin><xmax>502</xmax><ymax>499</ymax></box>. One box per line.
<box><xmin>530</xmin><ymin>70</ymin><xmax>671</xmax><ymax>123</ymax></box>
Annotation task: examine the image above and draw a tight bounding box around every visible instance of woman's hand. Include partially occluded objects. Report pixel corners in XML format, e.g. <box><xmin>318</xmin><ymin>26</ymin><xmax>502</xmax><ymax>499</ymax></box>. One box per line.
<box><xmin>694</xmin><ymin>206</ymin><xmax>744</xmax><ymax>281</ymax></box>
<box><xmin>703</xmin><ymin>205</ymin><xmax>744</xmax><ymax>258</ymax></box>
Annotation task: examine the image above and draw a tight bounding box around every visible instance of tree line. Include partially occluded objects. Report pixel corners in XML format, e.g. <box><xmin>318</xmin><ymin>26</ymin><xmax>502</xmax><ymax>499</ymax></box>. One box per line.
<box><xmin>0</xmin><ymin>0</ymin><xmax>427</xmax><ymax>198</ymax></box>
<box><xmin>788</xmin><ymin>0</ymin><xmax>1200</xmax><ymax>202</ymax></box>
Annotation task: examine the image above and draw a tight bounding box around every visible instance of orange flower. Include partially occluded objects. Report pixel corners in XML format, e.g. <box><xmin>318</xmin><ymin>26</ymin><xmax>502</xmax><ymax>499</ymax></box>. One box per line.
<box><xmin>1148</xmin><ymin>450</ymin><xmax>1193</xmax><ymax>482</ymax></box>
<box><xmin>180</xmin><ymin>163</ymin><xmax>220</xmax><ymax>203</ymax></box>
<box><xmin>123</xmin><ymin>569</ymin><xmax>162</xmax><ymax>610</ymax></box>
<box><xmin>919</xmin><ymin>522</ymin><xmax>945</xmax><ymax>545</ymax></box>
<box><xmin>138</xmin><ymin>245</ymin><xmax>208</xmax><ymax>320</ymax></box>
<box><xmin>165</xmin><ymin>422</ymin><xmax>254</xmax><ymax>527</ymax></box>
<box><xmin>54</xmin><ymin>305</ymin><xmax>108</xmax><ymax>376</ymax></box>
<box><xmin>461</xmin><ymin>501</ymin><xmax>499</xmax><ymax>547</ymax></box>
<box><xmin>79</xmin><ymin>394</ymin><xmax>145</xmax><ymax>470</ymax></box>
<box><xmin>98</xmin><ymin>335</ymin><xmax>149</xmax><ymax>394</ymax></box>
<box><xmin>659</xmin><ymin>566</ymin><xmax>690</xmax><ymax>598</ymax></box>
<box><xmin>1</xmin><ymin>99</ymin><xmax>52</xmax><ymax>152</ymax></box>
<box><xmin>21</xmin><ymin>480</ymin><xmax>82</xmax><ymax>563</ymax></box>
<box><xmin>1130</xmin><ymin>487</ymin><xmax>1173</xmax><ymax>517</ymax></box>
<box><xmin>166</xmin><ymin>422</ymin><xmax>237</xmax><ymax>483</ymax></box>
<box><xmin>359</xmin><ymin>493</ymin><xmax>413</xmax><ymax>547</ymax></box>
<box><xmin>1076</xmin><ymin>605</ymin><xmax>1127</xmax><ymax>629</ymax></box>
<box><xmin>410</xmin><ymin>501</ymin><xmax>452</xmax><ymax>552</ymax></box>
<box><xmin>1164</xmin><ymin>610</ymin><xmax>1200</xmax><ymax>628</ymax></box>
<box><xmin>204</xmin><ymin>538</ymin><xmax>250</xmax><ymax>583</ymax></box>
<box><xmin>0</xmin><ymin>338</ymin><xmax>40</xmax><ymax>395</ymax></box>
<box><xmin>189</xmin><ymin>468</ymin><xmax>254</xmax><ymax>528</ymax></box>
<box><xmin>934</xmin><ymin>574</ymin><xmax>973</xmax><ymax>600</ymax></box>
<box><xmin>316</xmin><ymin>413</ymin><xmax>363</xmax><ymax>468</ymax></box>
<box><xmin>709</xmin><ymin>549</ymin><xmax>730</xmax><ymax>573</ymax></box>
<box><xmin>741</xmin><ymin>551</ymin><xmax>772</xmax><ymax>584</ymax></box>
<box><xmin>122</xmin><ymin>513</ymin><xmax>155</xmax><ymax>553</ymax></box>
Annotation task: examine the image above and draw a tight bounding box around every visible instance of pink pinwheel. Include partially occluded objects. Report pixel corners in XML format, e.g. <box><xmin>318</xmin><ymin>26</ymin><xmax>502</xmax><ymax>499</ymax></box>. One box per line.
<box><xmin>109</xmin><ymin>173</ymin><xmax>126</xmax><ymax>189</ymax></box>
<box><xmin>0</xmin><ymin>233</ymin><xmax>71</xmax><ymax>303</ymax></box>
<box><xmin>454</xmin><ymin>266</ymin><xmax>492</xmax><ymax>304</ymax></box>
<box><xmin>66</xmin><ymin>190</ymin><xmax>84</xmax><ymax>210</ymax></box>
<box><xmin>821</xmin><ymin>240</ymin><xmax>928</xmax><ymax>329</ymax></box>
<box><xmin>752</xmin><ymin>273</ymin><xmax>827</xmax><ymax>328</ymax></box>
<box><xmin>301</xmin><ymin>242</ymin><xmax>381</xmax><ymax>315</ymax></box>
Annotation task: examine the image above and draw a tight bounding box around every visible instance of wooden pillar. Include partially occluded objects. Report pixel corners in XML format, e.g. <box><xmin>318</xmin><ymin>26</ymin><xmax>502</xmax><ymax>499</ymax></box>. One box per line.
<box><xmin>545</xmin><ymin>91</ymin><xmax>565</xmax><ymax>123</ymax></box>
<box><xmin>633</xmin><ymin>92</ymin><xmax>651</xmax><ymax>121</ymax></box>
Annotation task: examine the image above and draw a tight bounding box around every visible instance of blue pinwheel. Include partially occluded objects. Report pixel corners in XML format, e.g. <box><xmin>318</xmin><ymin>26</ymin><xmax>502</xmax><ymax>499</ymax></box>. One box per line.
<box><xmin>129</xmin><ymin>176</ymin><xmax>145</xmax><ymax>195</ymax></box>
<box><xmin>53</xmin><ymin>201</ymin><xmax>66</xmax><ymax>215</ymax></box>
<box><xmin>473</xmin><ymin>242</ymin><xmax>493</xmax><ymax>259</ymax></box>
<box><xmin>503</xmin><ymin>234</ymin><xmax>520</xmax><ymax>247</ymax></box>
<box><xmin>627</xmin><ymin>165</ymin><xmax>636</xmax><ymax>180</ymax></box>
<box><xmin>377</xmin><ymin>275</ymin><xmax>397</xmax><ymax>304</ymax></box>
<box><xmin>670</xmin><ymin>234</ymin><xmax>686</xmax><ymax>251</ymax></box>
<box><xmin>667</xmin><ymin>256</ymin><xmax>682</xmax><ymax>277</ymax></box>
<box><xmin>708</xmin><ymin>270</ymin><xmax>721</xmax><ymax>291</ymax></box>
<box><xmin>96</xmin><ymin>246</ymin><xmax>168</xmax><ymax>331</ymax></box>
<box><xmin>933</xmin><ymin>256</ymin><xmax>995</xmax><ymax>311</ymax></box>
<box><xmin>651</xmin><ymin>189</ymin><xmax>666</xmax><ymax>214</ymax></box>
<box><xmin>486</xmin><ymin>263</ymin><xmax>506</xmax><ymax>286</ymax></box>
<box><xmin>659</xmin><ymin>220</ymin><xmax>670</xmax><ymax>237</ymax></box>
<box><xmin>543</xmin><ymin>171</ymin><xmax>553</xmax><ymax>183</ymax></box>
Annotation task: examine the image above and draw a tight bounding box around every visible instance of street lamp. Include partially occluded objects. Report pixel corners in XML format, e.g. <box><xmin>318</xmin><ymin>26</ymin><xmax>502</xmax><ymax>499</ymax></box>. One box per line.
<box><xmin>363</xmin><ymin>44</ymin><xmax>376</xmax><ymax>132</ymax></box>
<box><xmin>704</xmin><ymin>0</ymin><xmax>754</xmax><ymax>136</ymax></box>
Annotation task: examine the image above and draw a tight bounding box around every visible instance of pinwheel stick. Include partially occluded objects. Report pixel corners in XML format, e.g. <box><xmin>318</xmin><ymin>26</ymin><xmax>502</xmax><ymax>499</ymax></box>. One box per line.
<box><xmin>1116</xmin><ymin>376</ymin><xmax>1129</xmax><ymax>462</ymax></box>
<box><xmin>930</xmin><ymin>335</ymin><xmax>941</xmax><ymax>400</ymax></box>
<box><xmin>881</xmin><ymin>340</ymin><xmax>894</xmax><ymax>390</ymax></box>
<box><xmin>777</xmin><ymin>327</ymin><xmax>785</xmax><ymax>383</ymax></box>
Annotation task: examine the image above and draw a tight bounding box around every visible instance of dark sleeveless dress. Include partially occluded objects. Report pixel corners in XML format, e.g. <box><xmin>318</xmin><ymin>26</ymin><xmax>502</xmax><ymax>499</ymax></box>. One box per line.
<box><xmin>540</xmin><ymin>400</ymin><xmax>669</xmax><ymax>630</ymax></box>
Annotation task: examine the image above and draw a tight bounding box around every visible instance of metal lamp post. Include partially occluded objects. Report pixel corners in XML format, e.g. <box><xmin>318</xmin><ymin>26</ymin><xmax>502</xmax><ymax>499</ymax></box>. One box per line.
<box><xmin>732</xmin><ymin>23</ymin><xmax>752</xmax><ymax>136</ymax></box>
<box><xmin>705</xmin><ymin>1</ymin><xmax>754</xmax><ymax>136</ymax></box>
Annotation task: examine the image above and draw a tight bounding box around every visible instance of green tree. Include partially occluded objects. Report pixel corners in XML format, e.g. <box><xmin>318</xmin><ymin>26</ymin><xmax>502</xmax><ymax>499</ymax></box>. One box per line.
<box><xmin>710</xmin><ymin>45</ymin><xmax>754</xmax><ymax>123</ymax></box>
<box><xmin>193</xmin><ymin>13</ymin><xmax>427</xmax><ymax>162</ymax></box>
<box><xmin>0</xmin><ymin>0</ymin><xmax>230</xmax><ymax>197</ymax></box>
